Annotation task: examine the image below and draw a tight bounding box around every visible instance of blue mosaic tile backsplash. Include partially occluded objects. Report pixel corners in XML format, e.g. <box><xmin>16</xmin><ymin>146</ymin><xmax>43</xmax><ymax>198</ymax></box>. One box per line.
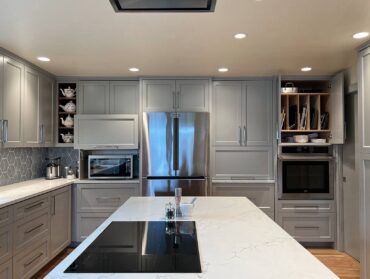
<box><xmin>0</xmin><ymin>147</ymin><xmax>79</xmax><ymax>186</ymax></box>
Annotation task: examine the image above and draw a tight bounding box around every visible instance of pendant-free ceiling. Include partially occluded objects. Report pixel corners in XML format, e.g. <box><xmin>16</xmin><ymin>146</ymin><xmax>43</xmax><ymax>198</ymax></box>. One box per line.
<box><xmin>110</xmin><ymin>0</ymin><xmax>217</xmax><ymax>12</ymax></box>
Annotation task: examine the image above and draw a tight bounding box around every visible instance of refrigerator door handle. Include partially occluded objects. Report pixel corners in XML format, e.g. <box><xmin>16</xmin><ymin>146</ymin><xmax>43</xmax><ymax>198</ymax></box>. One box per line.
<box><xmin>173</xmin><ymin>116</ymin><xmax>179</xmax><ymax>171</ymax></box>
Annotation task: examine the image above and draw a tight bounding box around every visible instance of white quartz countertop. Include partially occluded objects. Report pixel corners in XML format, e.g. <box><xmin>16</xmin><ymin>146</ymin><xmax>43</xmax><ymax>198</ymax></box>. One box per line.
<box><xmin>0</xmin><ymin>178</ymin><xmax>77</xmax><ymax>208</ymax></box>
<box><xmin>47</xmin><ymin>197</ymin><xmax>339</xmax><ymax>279</ymax></box>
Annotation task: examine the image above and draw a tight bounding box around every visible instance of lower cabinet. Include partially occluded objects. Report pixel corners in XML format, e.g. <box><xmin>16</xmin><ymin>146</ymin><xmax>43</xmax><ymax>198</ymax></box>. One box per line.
<box><xmin>276</xmin><ymin>200</ymin><xmax>336</xmax><ymax>243</ymax></box>
<box><xmin>50</xmin><ymin>187</ymin><xmax>71</xmax><ymax>258</ymax></box>
<box><xmin>73</xmin><ymin>183</ymin><xmax>139</xmax><ymax>242</ymax></box>
<box><xmin>0</xmin><ymin>260</ymin><xmax>12</xmax><ymax>279</ymax></box>
<box><xmin>212</xmin><ymin>182</ymin><xmax>275</xmax><ymax>219</ymax></box>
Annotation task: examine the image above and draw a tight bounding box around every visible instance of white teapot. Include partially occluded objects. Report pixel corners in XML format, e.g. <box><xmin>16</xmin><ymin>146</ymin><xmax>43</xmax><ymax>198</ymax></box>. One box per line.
<box><xmin>60</xmin><ymin>87</ymin><xmax>76</xmax><ymax>98</ymax></box>
<box><xmin>60</xmin><ymin>132</ymin><xmax>74</xmax><ymax>143</ymax></box>
<box><xmin>60</xmin><ymin>114</ymin><xmax>74</xmax><ymax>127</ymax></box>
<box><xmin>59</xmin><ymin>101</ymin><xmax>76</xmax><ymax>113</ymax></box>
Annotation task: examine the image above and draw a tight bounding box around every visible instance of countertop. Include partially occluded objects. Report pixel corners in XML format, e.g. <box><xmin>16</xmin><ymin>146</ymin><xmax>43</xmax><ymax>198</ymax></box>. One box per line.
<box><xmin>0</xmin><ymin>178</ymin><xmax>140</xmax><ymax>209</ymax></box>
<box><xmin>0</xmin><ymin>178</ymin><xmax>77</xmax><ymax>208</ymax></box>
<box><xmin>46</xmin><ymin>197</ymin><xmax>338</xmax><ymax>279</ymax></box>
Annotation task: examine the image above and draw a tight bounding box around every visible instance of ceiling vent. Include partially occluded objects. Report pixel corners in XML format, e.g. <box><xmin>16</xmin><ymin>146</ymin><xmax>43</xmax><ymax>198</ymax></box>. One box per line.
<box><xmin>110</xmin><ymin>0</ymin><xmax>217</xmax><ymax>12</ymax></box>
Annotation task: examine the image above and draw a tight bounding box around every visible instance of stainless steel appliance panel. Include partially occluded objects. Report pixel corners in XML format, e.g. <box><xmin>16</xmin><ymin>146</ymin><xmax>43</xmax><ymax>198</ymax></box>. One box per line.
<box><xmin>88</xmin><ymin>155</ymin><xmax>133</xmax><ymax>180</ymax></box>
<box><xmin>142</xmin><ymin>178</ymin><xmax>207</xmax><ymax>196</ymax></box>
<box><xmin>142</xmin><ymin>112</ymin><xmax>209</xmax><ymax>178</ymax></box>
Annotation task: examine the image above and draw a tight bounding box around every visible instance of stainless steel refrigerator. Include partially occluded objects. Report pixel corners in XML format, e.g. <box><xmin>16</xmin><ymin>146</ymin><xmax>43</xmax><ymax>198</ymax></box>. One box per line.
<box><xmin>142</xmin><ymin>112</ymin><xmax>209</xmax><ymax>196</ymax></box>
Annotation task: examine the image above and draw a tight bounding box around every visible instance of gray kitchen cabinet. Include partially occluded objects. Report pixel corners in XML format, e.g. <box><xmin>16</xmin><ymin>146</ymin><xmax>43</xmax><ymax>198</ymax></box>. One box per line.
<box><xmin>74</xmin><ymin>114</ymin><xmax>139</xmax><ymax>149</ymax></box>
<box><xmin>212</xmin><ymin>81</ymin><xmax>243</xmax><ymax>146</ymax></box>
<box><xmin>0</xmin><ymin>55</ymin><xmax>3</xmax><ymax>143</ymax></box>
<box><xmin>0</xmin><ymin>260</ymin><xmax>12</xmax><ymax>279</ymax></box>
<box><xmin>142</xmin><ymin>80</ymin><xmax>176</xmax><ymax>111</ymax></box>
<box><xmin>0</xmin><ymin>224</ymin><xmax>12</xmax><ymax>265</ymax></box>
<box><xmin>212</xmin><ymin>147</ymin><xmax>273</xmax><ymax>180</ymax></box>
<box><xmin>50</xmin><ymin>186</ymin><xmax>71</xmax><ymax>258</ymax></box>
<box><xmin>75</xmin><ymin>212</ymin><xmax>111</xmax><ymax>242</ymax></box>
<box><xmin>1</xmin><ymin>56</ymin><xmax>24</xmax><ymax>147</ymax></box>
<box><xmin>359</xmin><ymin>47</ymin><xmax>370</xmax><ymax>154</ymax></box>
<box><xmin>109</xmin><ymin>81</ymin><xmax>139</xmax><ymax>114</ymax></box>
<box><xmin>211</xmin><ymin>182</ymin><xmax>274</xmax><ymax>218</ymax></box>
<box><xmin>78</xmin><ymin>81</ymin><xmax>110</xmax><ymax>114</ymax></box>
<box><xmin>212</xmin><ymin>80</ymin><xmax>273</xmax><ymax>147</ymax></box>
<box><xmin>142</xmin><ymin>79</ymin><xmax>210</xmax><ymax>112</ymax></box>
<box><xmin>24</xmin><ymin>68</ymin><xmax>54</xmax><ymax>147</ymax></box>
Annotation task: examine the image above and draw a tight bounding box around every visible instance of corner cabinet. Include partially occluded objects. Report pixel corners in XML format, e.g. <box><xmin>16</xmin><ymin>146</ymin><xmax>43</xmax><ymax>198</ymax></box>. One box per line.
<box><xmin>142</xmin><ymin>79</ymin><xmax>210</xmax><ymax>112</ymax></box>
<box><xmin>211</xmin><ymin>79</ymin><xmax>274</xmax><ymax>181</ymax></box>
<box><xmin>74</xmin><ymin>114</ymin><xmax>139</xmax><ymax>149</ymax></box>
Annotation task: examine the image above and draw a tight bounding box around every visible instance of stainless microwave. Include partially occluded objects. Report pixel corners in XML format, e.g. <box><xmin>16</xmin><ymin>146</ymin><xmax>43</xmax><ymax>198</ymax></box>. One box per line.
<box><xmin>88</xmin><ymin>155</ymin><xmax>133</xmax><ymax>180</ymax></box>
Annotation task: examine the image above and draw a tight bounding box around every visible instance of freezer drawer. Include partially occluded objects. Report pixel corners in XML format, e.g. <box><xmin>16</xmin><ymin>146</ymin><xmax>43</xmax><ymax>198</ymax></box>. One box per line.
<box><xmin>142</xmin><ymin>178</ymin><xmax>207</xmax><ymax>196</ymax></box>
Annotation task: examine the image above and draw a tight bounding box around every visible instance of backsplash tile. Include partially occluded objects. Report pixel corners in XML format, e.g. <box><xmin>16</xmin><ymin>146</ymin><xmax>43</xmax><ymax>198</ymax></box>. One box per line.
<box><xmin>0</xmin><ymin>147</ymin><xmax>79</xmax><ymax>187</ymax></box>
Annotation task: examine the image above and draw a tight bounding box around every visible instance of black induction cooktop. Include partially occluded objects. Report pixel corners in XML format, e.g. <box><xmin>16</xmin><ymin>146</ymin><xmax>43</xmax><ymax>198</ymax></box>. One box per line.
<box><xmin>65</xmin><ymin>221</ymin><xmax>201</xmax><ymax>273</ymax></box>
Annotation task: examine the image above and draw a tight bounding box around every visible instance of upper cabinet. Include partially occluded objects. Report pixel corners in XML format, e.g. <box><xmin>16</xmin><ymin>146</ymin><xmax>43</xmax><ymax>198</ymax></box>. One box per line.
<box><xmin>279</xmin><ymin>74</ymin><xmax>344</xmax><ymax>145</ymax></box>
<box><xmin>1</xmin><ymin>56</ymin><xmax>24</xmax><ymax>147</ymax></box>
<box><xmin>142</xmin><ymin>79</ymin><xmax>209</xmax><ymax>112</ymax></box>
<box><xmin>212</xmin><ymin>80</ymin><xmax>273</xmax><ymax>147</ymax></box>
<box><xmin>78</xmin><ymin>80</ymin><xmax>139</xmax><ymax>114</ymax></box>
<box><xmin>24</xmin><ymin>67</ymin><xmax>54</xmax><ymax>147</ymax></box>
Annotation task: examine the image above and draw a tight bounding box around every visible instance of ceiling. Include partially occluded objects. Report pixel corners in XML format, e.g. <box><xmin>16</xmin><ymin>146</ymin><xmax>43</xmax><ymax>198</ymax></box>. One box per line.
<box><xmin>0</xmin><ymin>0</ymin><xmax>369</xmax><ymax>77</ymax></box>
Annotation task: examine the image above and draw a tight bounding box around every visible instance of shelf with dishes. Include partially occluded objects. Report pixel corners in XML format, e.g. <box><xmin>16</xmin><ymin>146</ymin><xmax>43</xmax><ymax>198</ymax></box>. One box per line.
<box><xmin>280</xmin><ymin>80</ymin><xmax>332</xmax><ymax>144</ymax></box>
<box><xmin>57</xmin><ymin>82</ymin><xmax>77</xmax><ymax>145</ymax></box>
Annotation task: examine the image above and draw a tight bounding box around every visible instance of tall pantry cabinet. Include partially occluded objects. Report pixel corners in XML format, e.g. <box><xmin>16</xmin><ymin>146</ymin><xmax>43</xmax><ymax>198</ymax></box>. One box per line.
<box><xmin>358</xmin><ymin>44</ymin><xmax>370</xmax><ymax>279</ymax></box>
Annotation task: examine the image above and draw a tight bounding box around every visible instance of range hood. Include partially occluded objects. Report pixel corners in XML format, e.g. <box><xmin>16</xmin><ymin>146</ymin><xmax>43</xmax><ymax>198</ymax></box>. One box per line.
<box><xmin>110</xmin><ymin>0</ymin><xmax>217</xmax><ymax>12</ymax></box>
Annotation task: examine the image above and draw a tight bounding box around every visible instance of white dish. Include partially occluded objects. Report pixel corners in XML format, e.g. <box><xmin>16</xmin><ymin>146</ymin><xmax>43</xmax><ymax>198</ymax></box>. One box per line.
<box><xmin>311</xmin><ymin>138</ymin><xmax>326</xmax><ymax>143</ymax></box>
<box><xmin>293</xmin><ymin>135</ymin><xmax>309</xmax><ymax>143</ymax></box>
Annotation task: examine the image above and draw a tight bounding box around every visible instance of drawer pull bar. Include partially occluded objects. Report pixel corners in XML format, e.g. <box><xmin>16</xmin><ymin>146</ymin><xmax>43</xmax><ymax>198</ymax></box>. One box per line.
<box><xmin>24</xmin><ymin>201</ymin><xmax>44</xmax><ymax>212</ymax></box>
<box><xmin>96</xmin><ymin>197</ymin><xmax>121</xmax><ymax>202</ymax></box>
<box><xmin>295</xmin><ymin>226</ymin><xmax>320</xmax><ymax>230</ymax></box>
<box><xmin>24</xmin><ymin>224</ymin><xmax>43</xmax><ymax>234</ymax></box>
<box><xmin>24</xmin><ymin>252</ymin><xmax>43</xmax><ymax>267</ymax></box>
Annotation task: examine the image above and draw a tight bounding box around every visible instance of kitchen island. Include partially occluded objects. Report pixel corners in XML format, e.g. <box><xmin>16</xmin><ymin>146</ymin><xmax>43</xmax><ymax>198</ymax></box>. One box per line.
<box><xmin>46</xmin><ymin>197</ymin><xmax>338</xmax><ymax>279</ymax></box>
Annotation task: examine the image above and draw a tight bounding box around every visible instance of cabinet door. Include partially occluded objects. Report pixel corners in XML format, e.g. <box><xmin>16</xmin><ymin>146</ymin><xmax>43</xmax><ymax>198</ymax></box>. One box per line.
<box><xmin>359</xmin><ymin>48</ymin><xmax>370</xmax><ymax>153</ymax></box>
<box><xmin>109</xmin><ymin>81</ymin><xmax>139</xmax><ymax>114</ymax></box>
<box><xmin>176</xmin><ymin>80</ymin><xmax>209</xmax><ymax>112</ymax></box>
<box><xmin>142</xmin><ymin>80</ymin><xmax>176</xmax><ymax>111</ymax></box>
<box><xmin>23</xmin><ymin>67</ymin><xmax>40</xmax><ymax>146</ymax></box>
<box><xmin>39</xmin><ymin>74</ymin><xmax>54</xmax><ymax>146</ymax></box>
<box><xmin>50</xmin><ymin>186</ymin><xmax>71</xmax><ymax>258</ymax></box>
<box><xmin>0</xmin><ymin>55</ymin><xmax>3</xmax><ymax>144</ymax></box>
<box><xmin>2</xmin><ymin>56</ymin><xmax>24</xmax><ymax>147</ymax></box>
<box><xmin>245</xmin><ymin>80</ymin><xmax>273</xmax><ymax>146</ymax></box>
<box><xmin>212</xmin><ymin>81</ymin><xmax>243</xmax><ymax>146</ymax></box>
<box><xmin>79</xmin><ymin>81</ymin><xmax>109</xmax><ymax>114</ymax></box>
<box><xmin>74</xmin><ymin>114</ymin><xmax>138</xmax><ymax>149</ymax></box>
<box><xmin>75</xmin><ymin>212</ymin><xmax>111</xmax><ymax>242</ymax></box>
<box><xmin>329</xmin><ymin>72</ymin><xmax>344</xmax><ymax>144</ymax></box>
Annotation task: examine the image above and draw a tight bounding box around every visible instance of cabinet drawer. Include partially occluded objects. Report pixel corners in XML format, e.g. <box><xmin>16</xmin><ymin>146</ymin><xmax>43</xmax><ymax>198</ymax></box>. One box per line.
<box><xmin>14</xmin><ymin>209</ymin><xmax>49</xmax><ymax>253</ymax></box>
<box><xmin>13</xmin><ymin>237</ymin><xmax>49</xmax><ymax>279</ymax></box>
<box><xmin>0</xmin><ymin>260</ymin><xmax>12</xmax><ymax>279</ymax></box>
<box><xmin>76</xmin><ymin>184</ymin><xmax>138</xmax><ymax>213</ymax></box>
<box><xmin>278</xmin><ymin>213</ymin><xmax>336</xmax><ymax>242</ymax></box>
<box><xmin>0</xmin><ymin>207</ymin><xmax>13</xmax><ymax>228</ymax></box>
<box><xmin>277</xmin><ymin>200</ymin><xmax>336</xmax><ymax>213</ymax></box>
<box><xmin>0</xmin><ymin>225</ymin><xmax>12</xmax><ymax>264</ymax></box>
<box><xmin>75</xmin><ymin>212</ymin><xmax>111</xmax><ymax>242</ymax></box>
<box><xmin>213</xmin><ymin>148</ymin><xmax>273</xmax><ymax>180</ymax></box>
<box><xmin>14</xmin><ymin>194</ymin><xmax>49</xmax><ymax>221</ymax></box>
<box><xmin>212</xmin><ymin>183</ymin><xmax>274</xmax><ymax>211</ymax></box>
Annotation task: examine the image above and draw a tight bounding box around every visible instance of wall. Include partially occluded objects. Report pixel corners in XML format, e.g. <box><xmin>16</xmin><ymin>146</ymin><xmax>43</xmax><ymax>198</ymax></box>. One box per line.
<box><xmin>0</xmin><ymin>147</ymin><xmax>79</xmax><ymax>187</ymax></box>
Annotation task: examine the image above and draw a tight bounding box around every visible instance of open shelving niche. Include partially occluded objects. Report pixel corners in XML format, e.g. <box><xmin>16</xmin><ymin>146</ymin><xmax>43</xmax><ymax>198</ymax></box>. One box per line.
<box><xmin>57</xmin><ymin>82</ymin><xmax>77</xmax><ymax>146</ymax></box>
<box><xmin>280</xmin><ymin>79</ymin><xmax>332</xmax><ymax>144</ymax></box>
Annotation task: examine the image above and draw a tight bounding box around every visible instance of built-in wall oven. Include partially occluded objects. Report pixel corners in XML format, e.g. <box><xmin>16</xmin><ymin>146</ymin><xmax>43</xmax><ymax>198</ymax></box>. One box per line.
<box><xmin>88</xmin><ymin>155</ymin><xmax>133</xmax><ymax>180</ymax></box>
<box><xmin>278</xmin><ymin>146</ymin><xmax>334</xmax><ymax>200</ymax></box>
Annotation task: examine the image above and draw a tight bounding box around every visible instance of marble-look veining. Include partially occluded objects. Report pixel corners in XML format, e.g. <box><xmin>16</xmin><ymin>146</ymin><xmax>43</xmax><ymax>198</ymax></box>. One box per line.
<box><xmin>0</xmin><ymin>178</ymin><xmax>76</xmax><ymax>208</ymax></box>
<box><xmin>46</xmin><ymin>197</ymin><xmax>339</xmax><ymax>279</ymax></box>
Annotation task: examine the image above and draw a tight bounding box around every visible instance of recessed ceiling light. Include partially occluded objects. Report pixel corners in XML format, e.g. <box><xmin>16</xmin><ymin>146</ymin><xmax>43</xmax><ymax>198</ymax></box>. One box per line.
<box><xmin>301</xmin><ymin>67</ymin><xmax>312</xmax><ymax>72</ymax></box>
<box><xmin>353</xmin><ymin>32</ymin><xmax>369</xmax><ymax>39</ymax></box>
<box><xmin>218</xmin><ymin>68</ymin><xmax>229</xmax><ymax>73</ymax></box>
<box><xmin>234</xmin><ymin>33</ymin><xmax>247</xmax><ymax>39</ymax></box>
<box><xmin>37</xmin><ymin>57</ymin><xmax>50</xmax><ymax>62</ymax></box>
<box><xmin>129</xmin><ymin>68</ymin><xmax>140</xmax><ymax>72</ymax></box>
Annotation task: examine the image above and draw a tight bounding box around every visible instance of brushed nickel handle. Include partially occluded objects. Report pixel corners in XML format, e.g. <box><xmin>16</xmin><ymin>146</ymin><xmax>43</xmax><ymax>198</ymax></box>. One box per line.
<box><xmin>24</xmin><ymin>201</ymin><xmax>44</xmax><ymax>212</ymax></box>
<box><xmin>176</xmin><ymin>91</ymin><xmax>180</xmax><ymax>109</ymax></box>
<box><xmin>243</xmin><ymin>126</ymin><xmax>247</xmax><ymax>145</ymax></box>
<box><xmin>239</xmin><ymin>126</ymin><xmax>242</xmax><ymax>146</ymax></box>
<box><xmin>0</xmin><ymin>120</ymin><xmax>3</xmax><ymax>144</ymax></box>
<box><xmin>24</xmin><ymin>223</ymin><xmax>43</xmax><ymax>234</ymax></box>
<box><xmin>3</xmin><ymin>120</ymin><xmax>8</xmax><ymax>144</ymax></box>
<box><xmin>295</xmin><ymin>226</ymin><xmax>320</xmax><ymax>230</ymax></box>
<box><xmin>24</xmin><ymin>253</ymin><xmax>43</xmax><ymax>267</ymax></box>
<box><xmin>96</xmin><ymin>197</ymin><xmax>121</xmax><ymax>203</ymax></box>
<box><xmin>173</xmin><ymin>92</ymin><xmax>176</xmax><ymax>109</ymax></box>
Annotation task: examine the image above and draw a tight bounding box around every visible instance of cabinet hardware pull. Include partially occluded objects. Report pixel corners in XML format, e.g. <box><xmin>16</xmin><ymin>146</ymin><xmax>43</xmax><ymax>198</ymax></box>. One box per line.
<box><xmin>295</xmin><ymin>226</ymin><xmax>320</xmax><ymax>230</ymax></box>
<box><xmin>294</xmin><ymin>205</ymin><xmax>319</xmax><ymax>210</ymax></box>
<box><xmin>243</xmin><ymin>126</ymin><xmax>247</xmax><ymax>145</ymax></box>
<box><xmin>24</xmin><ymin>201</ymin><xmax>44</xmax><ymax>211</ymax></box>
<box><xmin>173</xmin><ymin>92</ymin><xmax>176</xmax><ymax>109</ymax></box>
<box><xmin>239</xmin><ymin>126</ymin><xmax>242</xmax><ymax>146</ymax></box>
<box><xmin>51</xmin><ymin>196</ymin><xmax>56</xmax><ymax>216</ymax></box>
<box><xmin>24</xmin><ymin>223</ymin><xmax>43</xmax><ymax>234</ymax></box>
<box><xmin>96</xmin><ymin>197</ymin><xmax>121</xmax><ymax>202</ymax></box>
<box><xmin>177</xmin><ymin>91</ymin><xmax>180</xmax><ymax>109</ymax></box>
<box><xmin>24</xmin><ymin>252</ymin><xmax>43</xmax><ymax>267</ymax></box>
<box><xmin>0</xmin><ymin>120</ymin><xmax>3</xmax><ymax>144</ymax></box>
<box><xmin>3</xmin><ymin>120</ymin><xmax>8</xmax><ymax>144</ymax></box>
